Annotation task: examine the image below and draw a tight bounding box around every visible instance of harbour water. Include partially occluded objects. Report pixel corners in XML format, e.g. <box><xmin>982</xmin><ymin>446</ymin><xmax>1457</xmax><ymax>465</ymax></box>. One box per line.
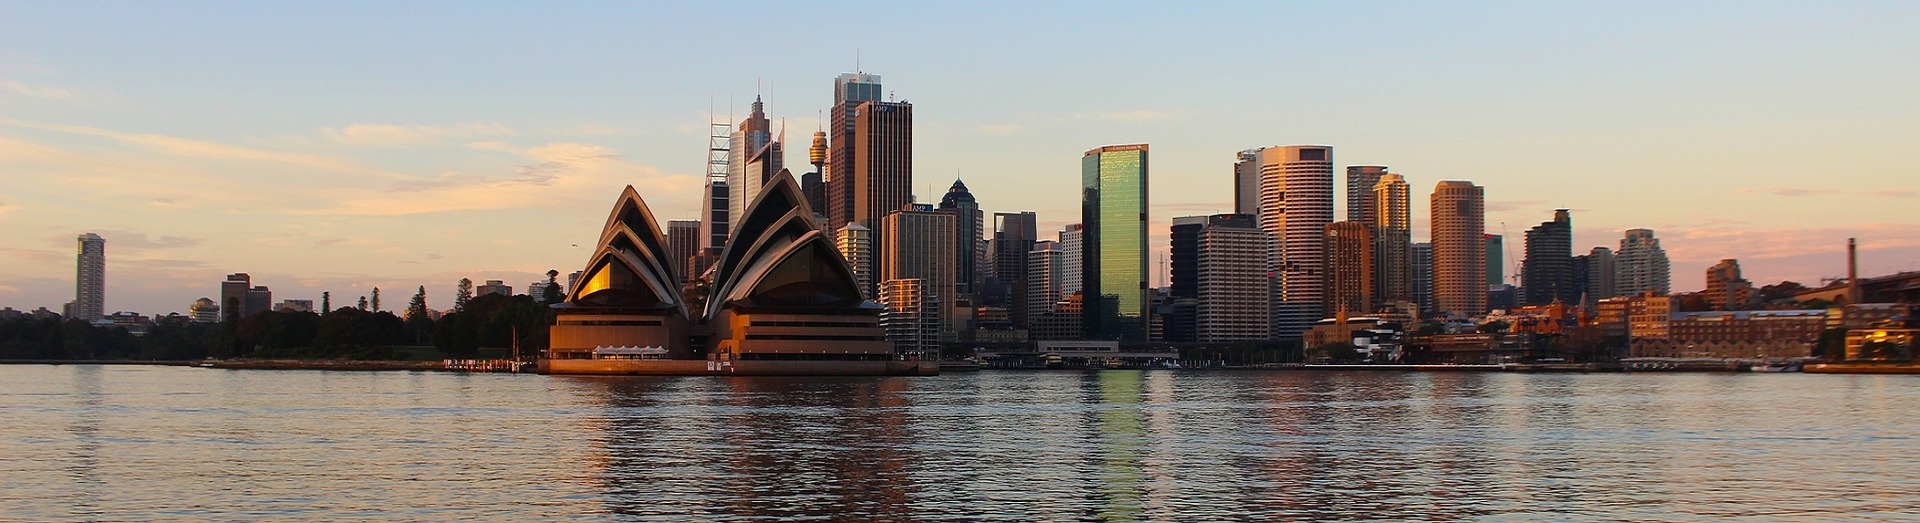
<box><xmin>3</xmin><ymin>365</ymin><xmax>1917</xmax><ymax>521</ymax></box>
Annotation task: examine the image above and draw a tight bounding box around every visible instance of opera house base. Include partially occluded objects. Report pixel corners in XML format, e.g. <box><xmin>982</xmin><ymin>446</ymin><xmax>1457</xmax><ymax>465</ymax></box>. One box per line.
<box><xmin>539</xmin><ymin>358</ymin><xmax>937</xmax><ymax>376</ymax></box>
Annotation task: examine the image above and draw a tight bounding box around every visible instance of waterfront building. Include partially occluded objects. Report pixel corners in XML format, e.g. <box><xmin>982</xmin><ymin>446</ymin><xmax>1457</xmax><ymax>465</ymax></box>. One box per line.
<box><xmin>189</xmin><ymin>297</ymin><xmax>219</xmax><ymax>323</ymax></box>
<box><xmin>881</xmin><ymin>207</ymin><xmax>957</xmax><ymax>341</ymax></box>
<box><xmin>1258</xmin><ymin>145</ymin><xmax>1335</xmax><ymax>340</ymax></box>
<box><xmin>1705</xmin><ymin>259</ymin><xmax>1758</xmax><ymax>310</ymax></box>
<box><xmin>937</xmin><ymin>178</ymin><xmax>985</xmax><ymax>299</ymax></box>
<box><xmin>1372</xmin><ymin>174</ymin><xmax>1411</xmax><ymax>305</ymax></box>
<box><xmin>1627</xmin><ymin>293</ymin><xmax>1673</xmax><ymax>340</ymax></box>
<box><xmin>476</xmin><ymin>280</ymin><xmax>512</xmax><ymax>297</ymax></box>
<box><xmin>727</xmin><ymin>96</ymin><xmax>781</xmax><ymax>229</ymax></box>
<box><xmin>1431</xmin><ymin>181</ymin><xmax>1487</xmax><ymax>318</ymax></box>
<box><xmin>548</xmin><ymin>186</ymin><xmax>692</xmax><ymax>360</ymax></box>
<box><xmin>1346</xmin><ymin>165</ymin><xmax>1388</xmax><ymax>224</ymax></box>
<box><xmin>1617</xmin><ymin>229</ymin><xmax>1672</xmax><ymax>296</ymax></box>
<box><xmin>1059</xmin><ymin>224</ymin><xmax>1083</xmax><ymax>306</ymax></box>
<box><xmin>836</xmin><ymin>224</ymin><xmax>873</xmax><ymax>299</ymax></box>
<box><xmin>878</xmin><ymin>278</ymin><xmax>940</xmax><ymax>357</ymax></box>
<box><xmin>666</xmin><ymin>220</ymin><xmax>702</xmax><ymax>284</ymax></box>
<box><xmin>1325</xmin><ymin>220</ymin><xmax>1373</xmax><ymax>315</ymax></box>
<box><xmin>1027</xmin><ymin>241</ymin><xmax>1062</xmax><ymax>317</ymax></box>
<box><xmin>1082</xmin><ymin>144</ymin><xmax>1150</xmax><ymax>341</ymax></box>
<box><xmin>74</xmin><ymin>233</ymin><xmax>105</xmax><ymax>321</ymax></box>
<box><xmin>1523</xmin><ymin>209</ymin><xmax>1575</xmax><ymax>305</ymax></box>
<box><xmin>274</xmin><ymin>299</ymin><xmax>314</xmax><ymax>313</ymax></box>
<box><xmin>1411</xmin><ymin>242</ymin><xmax>1434</xmax><ymax>315</ymax></box>
<box><xmin>1170</xmin><ymin>214</ymin><xmax>1271</xmax><ymax>342</ymax></box>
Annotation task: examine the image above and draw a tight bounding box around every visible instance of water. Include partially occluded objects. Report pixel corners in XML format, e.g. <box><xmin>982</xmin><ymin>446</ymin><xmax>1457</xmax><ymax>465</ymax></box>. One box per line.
<box><xmin>3</xmin><ymin>366</ymin><xmax>1917</xmax><ymax>522</ymax></box>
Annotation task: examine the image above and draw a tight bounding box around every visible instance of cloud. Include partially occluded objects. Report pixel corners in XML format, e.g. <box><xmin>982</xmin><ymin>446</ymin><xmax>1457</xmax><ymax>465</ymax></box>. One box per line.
<box><xmin>0</xmin><ymin>200</ymin><xmax>13</xmax><ymax>215</ymax></box>
<box><xmin>320</xmin><ymin>122</ymin><xmax>516</xmax><ymax>147</ymax></box>
<box><xmin>52</xmin><ymin>229</ymin><xmax>202</xmax><ymax>251</ymax></box>
<box><xmin>0</xmin><ymin>247</ymin><xmax>62</xmax><ymax>264</ymax></box>
<box><xmin>306</xmin><ymin>142</ymin><xmax>697</xmax><ymax>216</ymax></box>
<box><xmin>0</xmin><ymin>79</ymin><xmax>73</xmax><ymax>100</ymax></box>
<box><xmin>1661</xmin><ymin>222</ymin><xmax>1920</xmax><ymax>264</ymax></box>
<box><xmin>0</xmin><ymin>118</ymin><xmax>410</xmax><ymax>181</ymax></box>
<box><xmin>975</xmin><ymin>124</ymin><xmax>1029</xmax><ymax>135</ymax></box>
<box><xmin>1485</xmin><ymin>199</ymin><xmax>1548</xmax><ymax>213</ymax></box>
<box><xmin>1736</xmin><ymin>186</ymin><xmax>1912</xmax><ymax>199</ymax></box>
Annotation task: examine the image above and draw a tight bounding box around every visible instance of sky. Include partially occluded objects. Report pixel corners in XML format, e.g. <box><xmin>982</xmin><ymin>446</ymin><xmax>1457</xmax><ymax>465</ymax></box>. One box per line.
<box><xmin>3</xmin><ymin>1</ymin><xmax>1918</xmax><ymax>315</ymax></box>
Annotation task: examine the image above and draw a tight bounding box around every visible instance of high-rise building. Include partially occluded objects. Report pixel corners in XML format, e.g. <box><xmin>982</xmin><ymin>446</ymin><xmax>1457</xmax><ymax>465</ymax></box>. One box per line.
<box><xmin>1258</xmin><ymin>145</ymin><xmax>1334</xmax><ymax>338</ymax></box>
<box><xmin>1082</xmin><ymin>144</ymin><xmax>1150</xmax><ymax>341</ymax></box>
<box><xmin>666</xmin><ymin>220</ymin><xmax>701</xmax><ymax>285</ymax></box>
<box><xmin>1523</xmin><ymin>209</ymin><xmax>1575</xmax><ymax>305</ymax></box>
<box><xmin>1411</xmin><ymin>242</ymin><xmax>1434</xmax><ymax>315</ymax></box>
<box><xmin>878</xmin><ymin>279</ymin><xmax>939</xmax><ymax>357</ymax></box>
<box><xmin>1346</xmin><ymin>165</ymin><xmax>1389</xmax><ymax>224</ymax></box>
<box><xmin>1372</xmin><ymin>174</ymin><xmax>1411</xmax><ymax>304</ymax></box>
<box><xmin>881</xmin><ymin>208</ymin><xmax>956</xmax><ymax>341</ymax></box>
<box><xmin>802</xmin><ymin>131</ymin><xmax>828</xmax><ymax>215</ymax></box>
<box><xmin>1027</xmin><ymin>241</ymin><xmax>1063</xmax><ymax>317</ymax></box>
<box><xmin>989</xmin><ymin>211</ymin><xmax>1038</xmax><ymax>327</ymax></box>
<box><xmin>1705</xmin><ymin>259</ymin><xmax>1757</xmax><ymax>310</ymax></box>
<box><xmin>1578</xmin><ymin>246</ymin><xmax>1617</xmax><ymax>304</ymax></box>
<box><xmin>824</xmin><ymin>72</ymin><xmax>911</xmax><ymax>246</ymax></box>
<box><xmin>836</xmin><ymin>223</ymin><xmax>873</xmax><ymax>299</ymax></box>
<box><xmin>1617</xmin><ymin>229</ymin><xmax>1671</xmax><ymax>297</ymax></box>
<box><xmin>1324</xmin><ymin>221</ymin><xmax>1373</xmax><ymax>315</ymax></box>
<box><xmin>1485</xmin><ymin>234</ymin><xmax>1505</xmax><ymax>288</ymax></box>
<box><xmin>1171</xmin><ymin>214</ymin><xmax>1270</xmax><ymax>342</ymax></box>
<box><xmin>727</xmin><ymin>96</ymin><xmax>780</xmax><ymax>228</ymax></box>
<box><xmin>218</xmin><ymin>273</ymin><xmax>270</xmax><ymax>322</ymax></box>
<box><xmin>73</xmin><ymin>233</ymin><xmax>105</xmax><ymax>321</ymax></box>
<box><xmin>1431</xmin><ymin>181</ymin><xmax>1486</xmax><ymax>318</ymax></box>
<box><xmin>938</xmin><ymin>178</ymin><xmax>984</xmax><ymax>299</ymax></box>
<box><xmin>699</xmin><ymin>118</ymin><xmax>731</xmax><ymax>255</ymax></box>
<box><xmin>1059</xmin><ymin>224</ymin><xmax>1084</xmax><ymax>304</ymax></box>
<box><xmin>1233</xmin><ymin>149</ymin><xmax>1262</xmax><ymax>216</ymax></box>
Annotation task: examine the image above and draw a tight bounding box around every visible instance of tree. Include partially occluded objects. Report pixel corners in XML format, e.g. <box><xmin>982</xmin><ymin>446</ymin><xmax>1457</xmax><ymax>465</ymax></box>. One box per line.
<box><xmin>408</xmin><ymin>286</ymin><xmax>428</xmax><ymax>319</ymax></box>
<box><xmin>1317</xmin><ymin>342</ymin><xmax>1362</xmax><ymax>362</ymax></box>
<box><xmin>1760</xmin><ymin>281</ymin><xmax>1810</xmax><ymax>303</ymax></box>
<box><xmin>1415</xmin><ymin>322</ymin><xmax>1446</xmax><ymax>336</ymax></box>
<box><xmin>541</xmin><ymin>269</ymin><xmax>563</xmax><ymax>305</ymax></box>
<box><xmin>370</xmin><ymin>287</ymin><xmax>382</xmax><ymax>313</ymax></box>
<box><xmin>357</xmin><ymin>296</ymin><xmax>369</xmax><ymax>311</ymax></box>
<box><xmin>456</xmin><ymin>278</ymin><xmax>474</xmax><ymax>312</ymax></box>
<box><xmin>321</xmin><ymin>291</ymin><xmax>331</xmax><ymax>316</ymax></box>
<box><xmin>405</xmin><ymin>285</ymin><xmax>434</xmax><ymax>345</ymax></box>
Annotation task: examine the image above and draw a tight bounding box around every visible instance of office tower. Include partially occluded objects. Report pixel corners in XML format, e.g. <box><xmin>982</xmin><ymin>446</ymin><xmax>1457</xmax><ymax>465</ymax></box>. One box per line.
<box><xmin>938</xmin><ymin>178</ymin><xmax>984</xmax><ymax>299</ymax></box>
<box><xmin>878</xmin><ymin>279</ymin><xmax>939</xmax><ymax>356</ymax></box>
<box><xmin>477</xmin><ymin>280</ymin><xmax>512</xmax><ymax>297</ymax></box>
<box><xmin>727</xmin><ymin>96</ymin><xmax>782</xmax><ymax>228</ymax></box>
<box><xmin>699</xmin><ymin>118</ymin><xmax>731</xmax><ymax>255</ymax></box>
<box><xmin>1411</xmin><ymin>242</ymin><xmax>1434</xmax><ymax>314</ymax></box>
<box><xmin>1082</xmin><ymin>144</ymin><xmax>1150</xmax><ymax>341</ymax></box>
<box><xmin>1523</xmin><ymin>209</ymin><xmax>1575</xmax><ymax>305</ymax></box>
<box><xmin>1171</xmin><ymin>214</ymin><xmax>1270</xmax><ymax>342</ymax></box>
<box><xmin>1583</xmin><ymin>246</ymin><xmax>1617</xmax><ymax>302</ymax></box>
<box><xmin>1257</xmin><ymin>145</ymin><xmax>1334</xmax><ymax>338</ymax></box>
<box><xmin>73</xmin><ymin>233</ymin><xmax>105</xmax><ymax>321</ymax></box>
<box><xmin>990</xmin><ymin>211</ymin><xmax>1038</xmax><ymax>326</ymax></box>
<box><xmin>1705</xmin><ymin>259</ymin><xmax>1757</xmax><ymax>310</ymax></box>
<box><xmin>219</xmin><ymin>273</ymin><xmax>271</xmax><ymax>322</ymax></box>
<box><xmin>1616</xmin><ymin>229</ymin><xmax>1671</xmax><ymax>296</ymax></box>
<box><xmin>882</xmin><ymin>208</ymin><xmax>956</xmax><ymax>341</ymax></box>
<box><xmin>1027</xmin><ymin>241</ymin><xmax>1062</xmax><ymax>317</ymax></box>
<box><xmin>1372</xmin><ymin>174</ymin><xmax>1411</xmax><ymax>305</ymax></box>
<box><xmin>1325</xmin><ymin>221</ymin><xmax>1373</xmax><ymax>315</ymax></box>
<box><xmin>1059</xmin><ymin>224</ymin><xmax>1084</xmax><ymax>303</ymax></box>
<box><xmin>1485</xmin><ymin>234</ymin><xmax>1504</xmax><ymax>287</ymax></box>
<box><xmin>189</xmin><ymin>297</ymin><xmax>219</xmax><ymax>323</ymax></box>
<box><xmin>836</xmin><ymin>224</ymin><xmax>873</xmax><ymax>299</ymax></box>
<box><xmin>1346</xmin><ymin>165</ymin><xmax>1389</xmax><ymax>223</ymax></box>
<box><xmin>825</xmin><ymin>72</ymin><xmax>910</xmax><ymax>235</ymax></box>
<box><xmin>666</xmin><ymin>220</ymin><xmax>701</xmax><ymax>285</ymax></box>
<box><xmin>1233</xmin><ymin>149</ymin><xmax>1262</xmax><ymax>215</ymax></box>
<box><xmin>802</xmin><ymin>131</ymin><xmax>828</xmax><ymax>215</ymax></box>
<box><xmin>1431</xmin><ymin>181</ymin><xmax>1486</xmax><ymax>318</ymax></box>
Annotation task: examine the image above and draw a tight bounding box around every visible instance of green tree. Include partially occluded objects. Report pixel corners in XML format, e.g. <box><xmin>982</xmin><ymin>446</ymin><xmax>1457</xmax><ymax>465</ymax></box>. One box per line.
<box><xmin>405</xmin><ymin>285</ymin><xmax>434</xmax><ymax>345</ymax></box>
<box><xmin>321</xmin><ymin>291</ymin><xmax>331</xmax><ymax>316</ymax></box>
<box><xmin>541</xmin><ymin>269</ymin><xmax>563</xmax><ymax>305</ymax></box>
<box><xmin>455</xmin><ymin>278</ymin><xmax>474</xmax><ymax>311</ymax></box>
<box><xmin>1317</xmin><ymin>342</ymin><xmax>1362</xmax><ymax>362</ymax></box>
<box><xmin>370</xmin><ymin>287</ymin><xmax>382</xmax><ymax>313</ymax></box>
<box><xmin>1415</xmin><ymin>322</ymin><xmax>1446</xmax><ymax>336</ymax></box>
<box><xmin>357</xmin><ymin>296</ymin><xmax>369</xmax><ymax>311</ymax></box>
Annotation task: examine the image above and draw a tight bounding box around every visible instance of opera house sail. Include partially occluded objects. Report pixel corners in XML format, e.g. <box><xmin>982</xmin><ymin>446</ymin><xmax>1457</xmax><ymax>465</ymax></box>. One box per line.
<box><xmin>542</xmin><ymin>175</ymin><xmax>925</xmax><ymax>376</ymax></box>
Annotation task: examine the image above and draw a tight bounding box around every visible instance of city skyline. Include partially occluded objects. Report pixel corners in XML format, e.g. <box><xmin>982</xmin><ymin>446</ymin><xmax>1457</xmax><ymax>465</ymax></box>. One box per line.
<box><xmin>3</xmin><ymin>2</ymin><xmax>1919</xmax><ymax>315</ymax></box>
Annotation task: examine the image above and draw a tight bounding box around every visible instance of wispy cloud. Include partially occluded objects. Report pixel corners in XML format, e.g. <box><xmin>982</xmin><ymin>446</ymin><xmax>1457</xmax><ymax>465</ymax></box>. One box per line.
<box><xmin>1486</xmin><ymin>199</ymin><xmax>1549</xmax><ymax>213</ymax></box>
<box><xmin>1736</xmin><ymin>186</ymin><xmax>1913</xmax><ymax>199</ymax></box>
<box><xmin>308</xmin><ymin>142</ymin><xmax>697</xmax><ymax>216</ymax></box>
<box><xmin>81</xmin><ymin>229</ymin><xmax>203</xmax><ymax>250</ymax></box>
<box><xmin>975</xmin><ymin>124</ymin><xmax>1029</xmax><ymax>135</ymax></box>
<box><xmin>1662</xmin><ymin>222</ymin><xmax>1920</xmax><ymax>263</ymax></box>
<box><xmin>320</xmin><ymin>122</ymin><xmax>516</xmax><ymax>147</ymax></box>
<box><xmin>0</xmin><ymin>118</ymin><xmax>410</xmax><ymax>181</ymax></box>
<box><xmin>0</xmin><ymin>79</ymin><xmax>73</xmax><ymax>100</ymax></box>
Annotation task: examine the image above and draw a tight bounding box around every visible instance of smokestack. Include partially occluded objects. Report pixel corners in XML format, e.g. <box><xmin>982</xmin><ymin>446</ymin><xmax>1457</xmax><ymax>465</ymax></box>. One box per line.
<box><xmin>1847</xmin><ymin>238</ymin><xmax>1860</xmax><ymax>304</ymax></box>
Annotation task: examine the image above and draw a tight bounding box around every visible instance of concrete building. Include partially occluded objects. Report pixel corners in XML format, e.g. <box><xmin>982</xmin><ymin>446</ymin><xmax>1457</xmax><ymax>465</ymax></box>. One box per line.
<box><xmin>1411</xmin><ymin>242</ymin><xmax>1434</xmax><ymax>316</ymax></box>
<box><xmin>189</xmin><ymin>297</ymin><xmax>219</xmax><ymax>323</ymax></box>
<box><xmin>882</xmin><ymin>207</ymin><xmax>957</xmax><ymax>341</ymax></box>
<box><xmin>1258</xmin><ymin>145</ymin><xmax>1335</xmax><ymax>339</ymax></box>
<box><xmin>1617</xmin><ymin>229</ymin><xmax>1671</xmax><ymax>297</ymax></box>
<box><xmin>1582</xmin><ymin>246</ymin><xmax>1617</xmax><ymax>303</ymax></box>
<box><xmin>836</xmin><ymin>224</ymin><xmax>873</xmax><ymax>299</ymax></box>
<box><xmin>1627</xmin><ymin>293</ymin><xmax>1673</xmax><ymax>340</ymax></box>
<box><xmin>825</xmin><ymin>72</ymin><xmax>912</xmax><ymax>270</ymax></box>
<box><xmin>989</xmin><ymin>211</ymin><xmax>1039</xmax><ymax>326</ymax></box>
<box><xmin>476</xmin><ymin>280</ymin><xmax>512</xmax><ymax>297</ymax></box>
<box><xmin>73</xmin><ymin>233</ymin><xmax>105</xmax><ymax>321</ymax></box>
<box><xmin>1082</xmin><ymin>144</ymin><xmax>1151</xmax><ymax>341</ymax></box>
<box><xmin>1171</xmin><ymin>214</ymin><xmax>1270</xmax><ymax>342</ymax></box>
<box><xmin>1372</xmin><ymin>174</ymin><xmax>1411</xmax><ymax>305</ymax></box>
<box><xmin>1485</xmin><ymin>234</ymin><xmax>1504</xmax><ymax>288</ymax></box>
<box><xmin>1705</xmin><ymin>259</ymin><xmax>1758</xmax><ymax>310</ymax></box>
<box><xmin>1346</xmin><ymin>165</ymin><xmax>1389</xmax><ymax>224</ymax></box>
<box><xmin>666</xmin><ymin>219</ymin><xmax>702</xmax><ymax>285</ymax></box>
<box><xmin>879</xmin><ymin>278</ymin><xmax>940</xmax><ymax>357</ymax></box>
<box><xmin>1233</xmin><ymin>149</ymin><xmax>1262</xmax><ymax>216</ymax></box>
<box><xmin>1431</xmin><ymin>181</ymin><xmax>1487</xmax><ymax>318</ymax></box>
<box><xmin>220</xmin><ymin>273</ymin><xmax>270</xmax><ymax>322</ymax></box>
<box><xmin>1027</xmin><ymin>241</ymin><xmax>1063</xmax><ymax>317</ymax></box>
<box><xmin>1324</xmin><ymin>220</ymin><xmax>1373</xmax><ymax>315</ymax></box>
<box><xmin>1059</xmin><ymin>224</ymin><xmax>1084</xmax><ymax>305</ymax></box>
<box><xmin>1523</xmin><ymin>209</ymin><xmax>1575</xmax><ymax>305</ymax></box>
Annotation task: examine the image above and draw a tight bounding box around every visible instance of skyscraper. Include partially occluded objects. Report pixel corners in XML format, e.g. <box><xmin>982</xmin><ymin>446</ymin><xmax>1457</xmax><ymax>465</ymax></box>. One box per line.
<box><xmin>73</xmin><ymin>233</ymin><xmax>104</xmax><ymax>321</ymax></box>
<box><xmin>727</xmin><ymin>96</ymin><xmax>781</xmax><ymax>228</ymax></box>
<box><xmin>990</xmin><ymin>211</ymin><xmax>1038</xmax><ymax>326</ymax></box>
<box><xmin>1324</xmin><ymin>221</ymin><xmax>1373</xmax><ymax>315</ymax></box>
<box><xmin>881</xmin><ymin>208</ymin><xmax>956</xmax><ymax>342</ymax></box>
<box><xmin>824</xmin><ymin>72</ymin><xmax>910</xmax><ymax>237</ymax></box>
<box><xmin>1523</xmin><ymin>209</ymin><xmax>1575</xmax><ymax>305</ymax></box>
<box><xmin>1345</xmin><ymin>165</ymin><xmax>1389</xmax><ymax>223</ymax></box>
<box><xmin>1485</xmin><ymin>234</ymin><xmax>1505</xmax><ymax>288</ymax></box>
<box><xmin>1372</xmin><ymin>174</ymin><xmax>1411</xmax><ymax>305</ymax></box>
<box><xmin>1431</xmin><ymin>181</ymin><xmax>1486</xmax><ymax>318</ymax></box>
<box><xmin>1171</xmin><ymin>214</ymin><xmax>1270</xmax><ymax>342</ymax></box>
<box><xmin>836</xmin><ymin>224</ymin><xmax>873</xmax><ymax>299</ymax></box>
<box><xmin>1233</xmin><ymin>149</ymin><xmax>1262</xmax><ymax>216</ymax></box>
<box><xmin>698</xmin><ymin>118</ymin><xmax>731</xmax><ymax>257</ymax></box>
<box><xmin>1582</xmin><ymin>246</ymin><xmax>1617</xmax><ymax>303</ymax></box>
<box><xmin>938</xmin><ymin>178</ymin><xmax>984</xmax><ymax>299</ymax></box>
<box><xmin>1617</xmin><ymin>229</ymin><xmax>1671</xmax><ymax>297</ymax></box>
<box><xmin>1027</xmin><ymin>240</ymin><xmax>1063</xmax><ymax>317</ymax></box>
<box><xmin>1082</xmin><ymin>144</ymin><xmax>1149</xmax><ymax>341</ymax></box>
<box><xmin>1705</xmin><ymin>259</ymin><xmax>1757</xmax><ymax>310</ymax></box>
<box><xmin>1411</xmin><ymin>242</ymin><xmax>1434</xmax><ymax>314</ymax></box>
<box><xmin>1258</xmin><ymin>145</ymin><xmax>1334</xmax><ymax>339</ymax></box>
<box><xmin>666</xmin><ymin>220</ymin><xmax>701</xmax><ymax>285</ymax></box>
<box><xmin>1059</xmin><ymin>224</ymin><xmax>1083</xmax><ymax>303</ymax></box>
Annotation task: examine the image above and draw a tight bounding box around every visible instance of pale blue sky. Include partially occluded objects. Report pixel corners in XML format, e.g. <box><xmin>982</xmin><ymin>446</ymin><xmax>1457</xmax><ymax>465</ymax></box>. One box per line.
<box><xmin>3</xmin><ymin>1</ymin><xmax>1917</xmax><ymax>314</ymax></box>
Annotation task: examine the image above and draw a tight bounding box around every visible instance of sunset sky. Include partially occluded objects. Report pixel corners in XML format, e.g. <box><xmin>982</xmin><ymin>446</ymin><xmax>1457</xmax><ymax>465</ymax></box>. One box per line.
<box><xmin>3</xmin><ymin>1</ymin><xmax>1917</xmax><ymax>315</ymax></box>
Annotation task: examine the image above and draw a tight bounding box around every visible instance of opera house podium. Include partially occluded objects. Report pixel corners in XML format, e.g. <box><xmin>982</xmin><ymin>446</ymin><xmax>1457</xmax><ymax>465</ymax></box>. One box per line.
<box><xmin>541</xmin><ymin>176</ymin><xmax>931</xmax><ymax>376</ymax></box>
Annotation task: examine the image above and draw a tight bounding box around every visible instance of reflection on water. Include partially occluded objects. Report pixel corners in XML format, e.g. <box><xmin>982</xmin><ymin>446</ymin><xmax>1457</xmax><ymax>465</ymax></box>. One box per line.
<box><xmin>3</xmin><ymin>366</ymin><xmax>1920</xmax><ymax>521</ymax></box>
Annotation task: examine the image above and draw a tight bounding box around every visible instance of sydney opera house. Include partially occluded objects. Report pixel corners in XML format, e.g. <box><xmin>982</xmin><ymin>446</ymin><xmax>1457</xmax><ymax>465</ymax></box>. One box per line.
<box><xmin>539</xmin><ymin>175</ymin><xmax>930</xmax><ymax>375</ymax></box>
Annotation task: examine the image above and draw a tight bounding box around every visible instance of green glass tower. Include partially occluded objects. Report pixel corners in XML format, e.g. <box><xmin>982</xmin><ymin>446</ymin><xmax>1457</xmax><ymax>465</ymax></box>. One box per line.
<box><xmin>1081</xmin><ymin>144</ymin><xmax>1149</xmax><ymax>341</ymax></box>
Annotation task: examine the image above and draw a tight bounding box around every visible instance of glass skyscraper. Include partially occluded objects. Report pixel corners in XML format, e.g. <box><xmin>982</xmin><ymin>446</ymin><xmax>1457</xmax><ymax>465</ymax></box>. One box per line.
<box><xmin>1081</xmin><ymin>144</ymin><xmax>1149</xmax><ymax>341</ymax></box>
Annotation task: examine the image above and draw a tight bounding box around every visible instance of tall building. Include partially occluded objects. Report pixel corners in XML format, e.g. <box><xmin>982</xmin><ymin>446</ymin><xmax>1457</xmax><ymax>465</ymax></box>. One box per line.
<box><xmin>698</xmin><ymin>118</ymin><xmax>731</xmax><ymax>255</ymax></box>
<box><xmin>1431</xmin><ymin>181</ymin><xmax>1486</xmax><ymax>318</ymax></box>
<box><xmin>1082</xmin><ymin>144</ymin><xmax>1150</xmax><ymax>341</ymax></box>
<box><xmin>1027</xmin><ymin>240</ymin><xmax>1063</xmax><ymax>317</ymax></box>
<box><xmin>878</xmin><ymin>279</ymin><xmax>940</xmax><ymax>357</ymax></box>
<box><xmin>836</xmin><ymin>224</ymin><xmax>873</xmax><ymax>299</ymax></box>
<box><xmin>1705</xmin><ymin>259</ymin><xmax>1757</xmax><ymax>310</ymax></box>
<box><xmin>1171</xmin><ymin>214</ymin><xmax>1270</xmax><ymax>342</ymax></box>
<box><xmin>1580</xmin><ymin>246</ymin><xmax>1618</xmax><ymax>303</ymax></box>
<box><xmin>1345</xmin><ymin>165</ymin><xmax>1389</xmax><ymax>224</ymax></box>
<box><xmin>73</xmin><ymin>233</ymin><xmax>105</xmax><ymax>321</ymax></box>
<box><xmin>1485</xmin><ymin>234</ymin><xmax>1505</xmax><ymax>288</ymax></box>
<box><xmin>1372</xmin><ymin>174</ymin><xmax>1411</xmax><ymax>304</ymax></box>
<box><xmin>727</xmin><ymin>96</ymin><xmax>780</xmax><ymax>228</ymax></box>
<box><xmin>1523</xmin><ymin>209</ymin><xmax>1575</xmax><ymax>305</ymax></box>
<box><xmin>824</xmin><ymin>72</ymin><xmax>911</xmax><ymax>243</ymax></box>
<box><xmin>1059</xmin><ymin>224</ymin><xmax>1084</xmax><ymax>304</ymax></box>
<box><xmin>802</xmin><ymin>131</ymin><xmax>828</xmax><ymax>215</ymax></box>
<box><xmin>219</xmin><ymin>273</ymin><xmax>270</xmax><ymax>322</ymax></box>
<box><xmin>1258</xmin><ymin>145</ymin><xmax>1334</xmax><ymax>338</ymax></box>
<box><xmin>1233</xmin><ymin>149</ymin><xmax>1262</xmax><ymax>216</ymax></box>
<box><xmin>1411</xmin><ymin>242</ymin><xmax>1434</xmax><ymax>315</ymax></box>
<box><xmin>1324</xmin><ymin>221</ymin><xmax>1373</xmax><ymax>315</ymax></box>
<box><xmin>666</xmin><ymin>220</ymin><xmax>701</xmax><ymax>285</ymax></box>
<box><xmin>990</xmin><ymin>211</ymin><xmax>1039</xmax><ymax>326</ymax></box>
<box><xmin>1617</xmin><ymin>229</ymin><xmax>1672</xmax><ymax>296</ymax></box>
<box><xmin>937</xmin><ymin>178</ymin><xmax>984</xmax><ymax>299</ymax></box>
<box><xmin>881</xmin><ymin>208</ymin><xmax>956</xmax><ymax>342</ymax></box>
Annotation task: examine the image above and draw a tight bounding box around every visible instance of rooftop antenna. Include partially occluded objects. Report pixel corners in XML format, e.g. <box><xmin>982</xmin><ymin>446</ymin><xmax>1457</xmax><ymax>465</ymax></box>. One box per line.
<box><xmin>856</xmin><ymin>49</ymin><xmax>861</xmax><ymax>74</ymax></box>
